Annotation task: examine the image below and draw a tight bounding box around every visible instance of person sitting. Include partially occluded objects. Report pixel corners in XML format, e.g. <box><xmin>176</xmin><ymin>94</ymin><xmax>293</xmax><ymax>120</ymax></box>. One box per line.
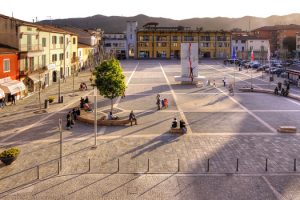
<box><xmin>82</xmin><ymin>82</ymin><xmax>87</xmax><ymax>90</ymax></box>
<box><xmin>76</xmin><ymin>107</ymin><xmax>81</xmax><ymax>116</ymax></box>
<box><xmin>180</xmin><ymin>119</ymin><xmax>187</xmax><ymax>134</ymax></box>
<box><xmin>164</xmin><ymin>98</ymin><xmax>168</xmax><ymax>109</ymax></box>
<box><xmin>84</xmin><ymin>96</ymin><xmax>89</xmax><ymax>104</ymax></box>
<box><xmin>171</xmin><ymin>118</ymin><xmax>177</xmax><ymax>128</ymax></box>
<box><xmin>274</xmin><ymin>87</ymin><xmax>279</xmax><ymax>95</ymax></box>
<box><xmin>80</xmin><ymin>97</ymin><xmax>84</xmax><ymax>108</ymax></box>
<box><xmin>129</xmin><ymin>110</ymin><xmax>137</xmax><ymax>126</ymax></box>
<box><xmin>108</xmin><ymin>112</ymin><xmax>119</xmax><ymax>120</ymax></box>
<box><xmin>83</xmin><ymin>103</ymin><xmax>92</xmax><ymax>112</ymax></box>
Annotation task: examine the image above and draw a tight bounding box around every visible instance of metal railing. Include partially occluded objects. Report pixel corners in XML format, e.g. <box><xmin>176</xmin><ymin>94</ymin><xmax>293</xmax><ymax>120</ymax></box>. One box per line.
<box><xmin>1</xmin><ymin>157</ymin><xmax>299</xmax><ymax>197</ymax></box>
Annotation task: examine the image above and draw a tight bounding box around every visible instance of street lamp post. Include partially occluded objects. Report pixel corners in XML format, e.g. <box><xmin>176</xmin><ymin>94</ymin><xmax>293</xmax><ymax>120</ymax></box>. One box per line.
<box><xmin>94</xmin><ymin>88</ymin><xmax>97</xmax><ymax>147</ymax></box>
<box><xmin>58</xmin><ymin>35</ymin><xmax>70</xmax><ymax>103</ymax></box>
<box><xmin>39</xmin><ymin>71</ymin><xmax>42</xmax><ymax>111</ymax></box>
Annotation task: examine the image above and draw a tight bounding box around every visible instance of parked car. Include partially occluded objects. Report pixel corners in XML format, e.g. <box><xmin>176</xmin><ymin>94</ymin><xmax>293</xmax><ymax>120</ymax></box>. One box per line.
<box><xmin>249</xmin><ymin>61</ymin><xmax>261</xmax><ymax>69</ymax></box>
<box><xmin>224</xmin><ymin>59</ymin><xmax>240</xmax><ymax>65</ymax></box>
<box><xmin>239</xmin><ymin>60</ymin><xmax>249</xmax><ymax>67</ymax></box>
<box><xmin>257</xmin><ymin>64</ymin><xmax>268</xmax><ymax>71</ymax></box>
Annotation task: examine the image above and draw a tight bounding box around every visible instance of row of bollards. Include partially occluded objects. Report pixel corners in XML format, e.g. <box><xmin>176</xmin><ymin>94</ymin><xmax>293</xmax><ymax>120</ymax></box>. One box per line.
<box><xmin>47</xmin><ymin>158</ymin><xmax>299</xmax><ymax>176</ymax></box>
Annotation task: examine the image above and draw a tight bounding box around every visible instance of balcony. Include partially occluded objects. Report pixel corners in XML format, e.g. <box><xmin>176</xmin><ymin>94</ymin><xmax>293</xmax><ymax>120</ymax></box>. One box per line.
<box><xmin>20</xmin><ymin>65</ymin><xmax>48</xmax><ymax>77</ymax></box>
<box><xmin>20</xmin><ymin>44</ymin><xmax>44</xmax><ymax>57</ymax></box>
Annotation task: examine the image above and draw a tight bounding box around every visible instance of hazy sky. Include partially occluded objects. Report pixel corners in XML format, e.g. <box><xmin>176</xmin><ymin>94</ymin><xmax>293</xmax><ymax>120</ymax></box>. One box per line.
<box><xmin>0</xmin><ymin>0</ymin><xmax>299</xmax><ymax>22</ymax></box>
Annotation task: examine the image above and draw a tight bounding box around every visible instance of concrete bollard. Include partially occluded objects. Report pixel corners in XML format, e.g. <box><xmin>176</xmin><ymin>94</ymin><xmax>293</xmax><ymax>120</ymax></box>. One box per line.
<box><xmin>207</xmin><ymin>159</ymin><xmax>210</xmax><ymax>172</ymax></box>
<box><xmin>117</xmin><ymin>158</ymin><xmax>120</xmax><ymax>172</ymax></box>
<box><xmin>37</xmin><ymin>165</ymin><xmax>40</xmax><ymax>180</ymax></box>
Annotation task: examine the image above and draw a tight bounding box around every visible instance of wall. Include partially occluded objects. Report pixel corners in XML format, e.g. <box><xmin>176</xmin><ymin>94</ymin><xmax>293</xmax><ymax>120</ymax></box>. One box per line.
<box><xmin>0</xmin><ymin>16</ymin><xmax>19</xmax><ymax>49</ymax></box>
<box><xmin>0</xmin><ymin>53</ymin><xmax>19</xmax><ymax>80</ymax></box>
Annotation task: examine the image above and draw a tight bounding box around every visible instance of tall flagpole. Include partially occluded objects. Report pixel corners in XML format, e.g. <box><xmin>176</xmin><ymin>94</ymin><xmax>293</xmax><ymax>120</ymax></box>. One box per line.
<box><xmin>267</xmin><ymin>46</ymin><xmax>271</xmax><ymax>88</ymax></box>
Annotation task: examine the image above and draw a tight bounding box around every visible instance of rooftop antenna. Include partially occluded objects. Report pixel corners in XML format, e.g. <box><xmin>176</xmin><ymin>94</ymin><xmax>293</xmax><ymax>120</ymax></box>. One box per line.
<box><xmin>47</xmin><ymin>16</ymin><xmax>52</xmax><ymax>25</ymax></box>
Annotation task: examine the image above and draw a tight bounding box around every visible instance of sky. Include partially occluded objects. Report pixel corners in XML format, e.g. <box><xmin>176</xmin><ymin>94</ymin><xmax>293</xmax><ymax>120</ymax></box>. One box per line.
<box><xmin>0</xmin><ymin>0</ymin><xmax>299</xmax><ymax>22</ymax></box>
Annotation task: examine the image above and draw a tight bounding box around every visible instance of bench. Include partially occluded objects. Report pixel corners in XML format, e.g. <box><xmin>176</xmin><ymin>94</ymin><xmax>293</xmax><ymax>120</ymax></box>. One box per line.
<box><xmin>277</xmin><ymin>126</ymin><xmax>297</xmax><ymax>133</ymax></box>
<box><xmin>170</xmin><ymin>127</ymin><xmax>184</xmax><ymax>134</ymax></box>
<box><xmin>78</xmin><ymin>112</ymin><xmax>137</xmax><ymax>126</ymax></box>
<box><xmin>98</xmin><ymin>119</ymin><xmax>137</xmax><ymax>126</ymax></box>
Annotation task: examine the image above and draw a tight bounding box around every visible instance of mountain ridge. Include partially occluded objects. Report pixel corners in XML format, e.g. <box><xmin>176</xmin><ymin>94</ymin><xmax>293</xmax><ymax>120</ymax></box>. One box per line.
<box><xmin>39</xmin><ymin>13</ymin><xmax>300</xmax><ymax>33</ymax></box>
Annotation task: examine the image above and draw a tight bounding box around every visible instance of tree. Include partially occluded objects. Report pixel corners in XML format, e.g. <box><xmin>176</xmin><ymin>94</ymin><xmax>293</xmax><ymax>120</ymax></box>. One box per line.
<box><xmin>282</xmin><ymin>36</ymin><xmax>296</xmax><ymax>52</ymax></box>
<box><xmin>94</xmin><ymin>59</ymin><xmax>125</xmax><ymax>112</ymax></box>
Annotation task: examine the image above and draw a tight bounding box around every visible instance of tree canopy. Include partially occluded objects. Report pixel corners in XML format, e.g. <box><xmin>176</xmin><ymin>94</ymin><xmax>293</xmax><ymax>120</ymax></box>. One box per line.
<box><xmin>94</xmin><ymin>59</ymin><xmax>126</xmax><ymax>112</ymax></box>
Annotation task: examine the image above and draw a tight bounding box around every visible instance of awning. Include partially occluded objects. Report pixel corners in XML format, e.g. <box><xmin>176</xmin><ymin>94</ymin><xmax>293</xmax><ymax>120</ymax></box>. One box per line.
<box><xmin>0</xmin><ymin>80</ymin><xmax>26</xmax><ymax>95</ymax></box>
<box><xmin>28</xmin><ymin>74</ymin><xmax>40</xmax><ymax>84</ymax></box>
<box><xmin>0</xmin><ymin>88</ymin><xmax>4</xmax><ymax>98</ymax></box>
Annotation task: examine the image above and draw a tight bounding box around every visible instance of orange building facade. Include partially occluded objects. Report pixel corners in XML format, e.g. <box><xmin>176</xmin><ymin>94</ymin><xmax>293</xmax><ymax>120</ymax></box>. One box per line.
<box><xmin>0</xmin><ymin>47</ymin><xmax>19</xmax><ymax>80</ymax></box>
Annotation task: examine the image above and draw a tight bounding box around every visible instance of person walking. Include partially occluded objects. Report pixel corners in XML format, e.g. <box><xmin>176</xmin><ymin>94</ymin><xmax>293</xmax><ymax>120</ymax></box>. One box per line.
<box><xmin>129</xmin><ymin>110</ymin><xmax>137</xmax><ymax>126</ymax></box>
<box><xmin>121</xmin><ymin>90</ymin><xmax>126</xmax><ymax>99</ymax></box>
<box><xmin>213</xmin><ymin>80</ymin><xmax>216</xmax><ymax>87</ymax></box>
<box><xmin>72</xmin><ymin>108</ymin><xmax>78</xmax><ymax>121</ymax></box>
<box><xmin>0</xmin><ymin>97</ymin><xmax>4</xmax><ymax>109</ymax></box>
<box><xmin>11</xmin><ymin>95</ymin><xmax>16</xmax><ymax>105</ymax></box>
<box><xmin>66</xmin><ymin>111</ymin><xmax>72</xmax><ymax>130</ymax></box>
<box><xmin>156</xmin><ymin>94</ymin><xmax>161</xmax><ymax>110</ymax></box>
<box><xmin>63</xmin><ymin>74</ymin><xmax>66</xmax><ymax>83</ymax></box>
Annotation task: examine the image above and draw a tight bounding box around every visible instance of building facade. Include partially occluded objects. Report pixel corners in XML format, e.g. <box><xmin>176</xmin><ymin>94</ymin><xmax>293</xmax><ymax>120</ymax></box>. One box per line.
<box><xmin>0</xmin><ymin>14</ymin><xmax>78</xmax><ymax>95</ymax></box>
<box><xmin>252</xmin><ymin>24</ymin><xmax>300</xmax><ymax>55</ymax></box>
<box><xmin>232</xmin><ymin>35</ymin><xmax>270</xmax><ymax>60</ymax></box>
<box><xmin>136</xmin><ymin>24</ymin><xmax>231</xmax><ymax>59</ymax></box>
<box><xmin>296</xmin><ymin>33</ymin><xmax>300</xmax><ymax>58</ymax></box>
<box><xmin>60</xmin><ymin>26</ymin><xmax>103</xmax><ymax>67</ymax></box>
<box><xmin>78</xmin><ymin>43</ymin><xmax>93</xmax><ymax>70</ymax></box>
<box><xmin>103</xmin><ymin>33</ymin><xmax>127</xmax><ymax>59</ymax></box>
<box><xmin>126</xmin><ymin>21</ymin><xmax>138</xmax><ymax>58</ymax></box>
<box><xmin>0</xmin><ymin>45</ymin><xmax>26</xmax><ymax>101</ymax></box>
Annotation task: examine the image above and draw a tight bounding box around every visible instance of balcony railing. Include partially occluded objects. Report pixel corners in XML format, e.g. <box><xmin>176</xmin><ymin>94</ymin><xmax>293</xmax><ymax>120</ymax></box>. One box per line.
<box><xmin>20</xmin><ymin>44</ymin><xmax>43</xmax><ymax>52</ymax></box>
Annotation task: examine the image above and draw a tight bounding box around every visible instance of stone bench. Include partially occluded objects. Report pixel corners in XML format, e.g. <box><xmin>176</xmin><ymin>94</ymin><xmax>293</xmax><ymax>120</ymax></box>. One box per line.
<box><xmin>277</xmin><ymin>126</ymin><xmax>297</xmax><ymax>133</ymax></box>
<box><xmin>77</xmin><ymin>112</ymin><xmax>137</xmax><ymax>126</ymax></box>
<box><xmin>239</xmin><ymin>88</ymin><xmax>273</xmax><ymax>94</ymax></box>
<box><xmin>170</xmin><ymin>127</ymin><xmax>184</xmax><ymax>134</ymax></box>
<box><xmin>98</xmin><ymin>118</ymin><xmax>137</xmax><ymax>126</ymax></box>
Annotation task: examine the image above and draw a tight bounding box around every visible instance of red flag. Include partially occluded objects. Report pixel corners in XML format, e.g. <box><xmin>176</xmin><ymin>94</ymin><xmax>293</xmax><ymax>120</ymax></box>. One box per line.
<box><xmin>251</xmin><ymin>50</ymin><xmax>255</xmax><ymax>61</ymax></box>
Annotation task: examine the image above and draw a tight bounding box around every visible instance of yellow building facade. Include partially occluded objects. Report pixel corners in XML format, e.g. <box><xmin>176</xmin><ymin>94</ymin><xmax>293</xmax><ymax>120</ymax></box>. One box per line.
<box><xmin>78</xmin><ymin>43</ymin><xmax>93</xmax><ymax>70</ymax></box>
<box><xmin>137</xmin><ymin>27</ymin><xmax>231</xmax><ymax>59</ymax></box>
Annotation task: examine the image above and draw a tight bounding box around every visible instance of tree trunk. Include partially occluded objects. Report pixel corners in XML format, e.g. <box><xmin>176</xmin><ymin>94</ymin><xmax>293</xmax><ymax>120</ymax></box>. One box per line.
<box><xmin>110</xmin><ymin>98</ymin><xmax>113</xmax><ymax>113</ymax></box>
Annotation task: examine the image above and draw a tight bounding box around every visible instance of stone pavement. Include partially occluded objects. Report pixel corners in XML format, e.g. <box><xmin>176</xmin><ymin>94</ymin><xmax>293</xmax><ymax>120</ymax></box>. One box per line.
<box><xmin>1</xmin><ymin>60</ymin><xmax>300</xmax><ymax>199</ymax></box>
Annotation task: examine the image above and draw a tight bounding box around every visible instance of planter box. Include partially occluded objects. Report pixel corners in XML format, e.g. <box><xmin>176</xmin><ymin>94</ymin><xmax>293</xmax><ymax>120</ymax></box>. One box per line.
<box><xmin>1</xmin><ymin>157</ymin><xmax>17</xmax><ymax>165</ymax></box>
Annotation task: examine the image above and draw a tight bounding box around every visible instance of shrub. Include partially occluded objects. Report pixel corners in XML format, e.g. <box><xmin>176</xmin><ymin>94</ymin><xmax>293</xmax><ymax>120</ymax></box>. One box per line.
<box><xmin>48</xmin><ymin>96</ymin><xmax>55</xmax><ymax>103</ymax></box>
<box><xmin>0</xmin><ymin>147</ymin><xmax>20</xmax><ymax>158</ymax></box>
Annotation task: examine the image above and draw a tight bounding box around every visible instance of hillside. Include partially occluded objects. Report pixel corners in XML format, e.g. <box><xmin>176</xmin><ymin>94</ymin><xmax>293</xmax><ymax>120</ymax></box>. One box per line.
<box><xmin>39</xmin><ymin>13</ymin><xmax>300</xmax><ymax>32</ymax></box>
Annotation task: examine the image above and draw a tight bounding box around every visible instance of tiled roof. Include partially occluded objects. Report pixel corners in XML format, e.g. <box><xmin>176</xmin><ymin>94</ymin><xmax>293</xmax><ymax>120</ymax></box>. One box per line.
<box><xmin>232</xmin><ymin>35</ymin><xmax>269</xmax><ymax>40</ymax></box>
<box><xmin>0</xmin><ymin>14</ymin><xmax>77</xmax><ymax>35</ymax></box>
<box><xmin>0</xmin><ymin>44</ymin><xmax>18</xmax><ymax>53</ymax></box>
<box><xmin>253</xmin><ymin>24</ymin><xmax>300</xmax><ymax>31</ymax></box>
<box><xmin>78</xmin><ymin>43</ymin><xmax>92</xmax><ymax>48</ymax></box>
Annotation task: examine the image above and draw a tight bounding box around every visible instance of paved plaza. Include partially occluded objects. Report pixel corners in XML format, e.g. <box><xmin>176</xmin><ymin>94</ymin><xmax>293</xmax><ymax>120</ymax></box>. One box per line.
<box><xmin>1</xmin><ymin>60</ymin><xmax>300</xmax><ymax>199</ymax></box>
